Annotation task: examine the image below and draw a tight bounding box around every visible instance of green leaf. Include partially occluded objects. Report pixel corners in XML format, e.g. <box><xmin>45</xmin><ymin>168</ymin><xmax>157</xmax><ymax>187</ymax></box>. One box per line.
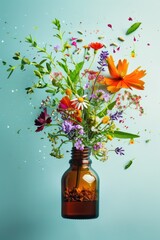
<box><xmin>54</xmin><ymin>33</ymin><xmax>62</xmax><ymax>40</ymax></box>
<box><xmin>2</xmin><ymin>61</ymin><xmax>7</xmax><ymax>65</ymax></box>
<box><xmin>13</xmin><ymin>52</ymin><xmax>21</xmax><ymax>60</ymax></box>
<box><xmin>46</xmin><ymin>62</ymin><xmax>52</xmax><ymax>73</ymax></box>
<box><xmin>77</xmin><ymin>87</ymin><xmax>84</xmax><ymax>96</ymax></box>
<box><xmin>20</xmin><ymin>64</ymin><xmax>25</xmax><ymax>70</ymax></box>
<box><xmin>22</xmin><ymin>58</ymin><xmax>30</xmax><ymax>64</ymax></box>
<box><xmin>70</xmin><ymin>61</ymin><xmax>84</xmax><ymax>83</ymax></box>
<box><xmin>34</xmin><ymin>70</ymin><xmax>42</xmax><ymax>78</ymax></box>
<box><xmin>32</xmin><ymin>41</ymin><xmax>37</xmax><ymax>47</ymax></box>
<box><xmin>124</xmin><ymin>160</ymin><xmax>133</xmax><ymax>170</ymax></box>
<box><xmin>7</xmin><ymin>70</ymin><xmax>14</xmax><ymax>78</ymax></box>
<box><xmin>39</xmin><ymin>59</ymin><xmax>47</xmax><ymax>65</ymax></box>
<box><xmin>25</xmin><ymin>35</ymin><xmax>33</xmax><ymax>43</ymax></box>
<box><xmin>13</xmin><ymin>56</ymin><xmax>19</xmax><ymax>60</ymax></box>
<box><xmin>45</xmin><ymin>89</ymin><xmax>57</xmax><ymax>94</ymax></box>
<box><xmin>97</xmin><ymin>107</ymin><xmax>107</xmax><ymax>118</ymax></box>
<box><xmin>126</xmin><ymin>22</ymin><xmax>141</xmax><ymax>35</ymax></box>
<box><xmin>113</xmin><ymin>130</ymin><xmax>140</xmax><ymax>139</ymax></box>
<box><xmin>108</xmin><ymin>100</ymin><xmax>116</xmax><ymax>110</ymax></box>
<box><xmin>34</xmin><ymin>83</ymin><xmax>47</xmax><ymax>88</ymax></box>
<box><xmin>7</xmin><ymin>66</ymin><xmax>16</xmax><ymax>78</ymax></box>
<box><xmin>57</xmin><ymin>61</ymin><xmax>69</xmax><ymax>74</ymax></box>
<box><xmin>52</xmin><ymin>18</ymin><xmax>61</xmax><ymax>30</ymax></box>
<box><xmin>25</xmin><ymin>87</ymin><xmax>34</xmax><ymax>94</ymax></box>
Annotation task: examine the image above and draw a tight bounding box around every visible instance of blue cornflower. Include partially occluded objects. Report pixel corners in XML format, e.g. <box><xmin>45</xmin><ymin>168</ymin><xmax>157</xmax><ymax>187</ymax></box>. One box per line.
<box><xmin>115</xmin><ymin>147</ymin><xmax>125</xmax><ymax>155</ymax></box>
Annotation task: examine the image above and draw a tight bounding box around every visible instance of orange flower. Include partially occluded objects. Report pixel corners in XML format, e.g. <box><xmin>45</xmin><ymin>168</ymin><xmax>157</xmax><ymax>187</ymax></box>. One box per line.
<box><xmin>89</xmin><ymin>42</ymin><xmax>104</xmax><ymax>51</ymax></box>
<box><xmin>58</xmin><ymin>96</ymin><xmax>82</xmax><ymax>122</ymax></box>
<box><xmin>100</xmin><ymin>55</ymin><xmax>146</xmax><ymax>93</ymax></box>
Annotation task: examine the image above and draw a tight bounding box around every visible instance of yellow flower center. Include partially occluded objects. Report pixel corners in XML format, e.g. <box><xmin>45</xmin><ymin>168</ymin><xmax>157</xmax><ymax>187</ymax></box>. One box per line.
<box><xmin>78</xmin><ymin>97</ymin><xmax>84</xmax><ymax>103</ymax></box>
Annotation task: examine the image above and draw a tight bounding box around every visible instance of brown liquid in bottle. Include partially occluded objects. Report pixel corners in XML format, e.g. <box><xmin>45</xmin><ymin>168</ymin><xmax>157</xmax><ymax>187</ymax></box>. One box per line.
<box><xmin>61</xmin><ymin>147</ymin><xmax>99</xmax><ymax>219</ymax></box>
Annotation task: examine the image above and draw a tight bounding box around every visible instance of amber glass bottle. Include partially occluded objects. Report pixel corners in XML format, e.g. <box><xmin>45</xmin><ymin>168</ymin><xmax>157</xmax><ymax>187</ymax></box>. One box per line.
<box><xmin>61</xmin><ymin>147</ymin><xmax>99</xmax><ymax>219</ymax></box>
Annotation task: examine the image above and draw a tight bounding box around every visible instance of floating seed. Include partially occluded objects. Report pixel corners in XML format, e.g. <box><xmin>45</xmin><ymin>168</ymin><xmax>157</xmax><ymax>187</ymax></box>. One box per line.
<box><xmin>110</xmin><ymin>42</ymin><xmax>118</xmax><ymax>47</ymax></box>
<box><xmin>77</xmin><ymin>38</ymin><xmax>83</xmax><ymax>42</ymax></box>
<box><xmin>77</xmin><ymin>31</ymin><xmax>83</xmax><ymax>35</ymax></box>
<box><xmin>118</xmin><ymin>37</ymin><xmax>125</xmax><ymax>42</ymax></box>
<box><xmin>98</xmin><ymin>36</ymin><xmax>104</xmax><ymax>40</ymax></box>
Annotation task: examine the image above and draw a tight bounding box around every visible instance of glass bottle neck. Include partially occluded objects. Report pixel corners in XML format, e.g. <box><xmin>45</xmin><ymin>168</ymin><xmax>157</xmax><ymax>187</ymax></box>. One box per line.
<box><xmin>69</xmin><ymin>147</ymin><xmax>91</xmax><ymax>166</ymax></box>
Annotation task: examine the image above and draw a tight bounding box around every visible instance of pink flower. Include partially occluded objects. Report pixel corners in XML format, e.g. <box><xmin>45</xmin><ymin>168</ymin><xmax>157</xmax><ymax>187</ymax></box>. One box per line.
<box><xmin>71</xmin><ymin>41</ymin><xmax>77</xmax><ymax>48</ymax></box>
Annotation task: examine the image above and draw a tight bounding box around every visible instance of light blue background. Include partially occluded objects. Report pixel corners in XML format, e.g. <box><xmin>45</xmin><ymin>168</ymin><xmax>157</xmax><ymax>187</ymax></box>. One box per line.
<box><xmin>1</xmin><ymin>0</ymin><xmax>160</xmax><ymax>240</ymax></box>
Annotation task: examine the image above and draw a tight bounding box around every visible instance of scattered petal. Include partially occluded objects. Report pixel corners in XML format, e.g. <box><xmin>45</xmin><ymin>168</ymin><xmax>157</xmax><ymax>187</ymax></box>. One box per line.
<box><xmin>107</xmin><ymin>24</ymin><xmax>112</xmax><ymax>29</ymax></box>
<box><xmin>128</xmin><ymin>17</ymin><xmax>133</xmax><ymax>21</ymax></box>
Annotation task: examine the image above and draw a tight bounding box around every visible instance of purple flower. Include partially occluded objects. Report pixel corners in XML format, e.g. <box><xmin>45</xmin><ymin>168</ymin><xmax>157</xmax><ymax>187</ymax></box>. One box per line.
<box><xmin>62</xmin><ymin>120</ymin><xmax>74</xmax><ymax>134</ymax></box>
<box><xmin>84</xmin><ymin>82</ymin><xmax>90</xmax><ymax>89</ymax></box>
<box><xmin>74</xmin><ymin>139</ymin><xmax>84</xmax><ymax>151</ymax></box>
<box><xmin>97</xmin><ymin>50</ymin><xmax>109</xmax><ymax>71</ymax></box>
<box><xmin>62</xmin><ymin>121</ymin><xmax>84</xmax><ymax>139</ymax></box>
<box><xmin>110</xmin><ymin>111</ymin><xmax>123</xmax><ymax>120</ymax></box>
<box><xmin>115</xmin><ymin>147</ymin><xmax>125</xmax><ymax>155</ymax></box>
<box><xmin>54</xmin><ymin>44</ymin><xmax>60</xmax><ymax>52</ymax></box>
<box><xmin>73</xmin><ymin>125</ymin><xmax>84</xmax><ymax>135</ymax></box>
<box><xmin>90</xmin><ymin>90</ymin><xmax>110</xmax><ymax>102</ymax></box>
<box><xmin>103</xmin><ymin>93</ymin><xmax>110</xmax><ymax>102</ymax></box>
<box><xmin>90</xmin><ymin>93</ymin><xmax>97</xmax><ymax>99</ymax></box>
<box><xmin>35</xmin><ymin>108</ymin><xmax>52</xmax><ymax>132</ymax></box>
<box><xmin>97</xmin><ymin>90</ymin><xmax>110</xmax><ymax>101</ymax></box>
<box><xmin>93</xmin><ymin>142</ymin><xmax>103</xmax><ymax>150</ymax></box>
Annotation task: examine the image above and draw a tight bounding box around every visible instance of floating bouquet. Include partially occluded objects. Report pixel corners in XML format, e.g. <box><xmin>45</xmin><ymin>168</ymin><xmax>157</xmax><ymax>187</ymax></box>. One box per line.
<box><xmin>5</xmin><ymin>19</ymin><xmax>146</xmax><ymax>166</ymax></box>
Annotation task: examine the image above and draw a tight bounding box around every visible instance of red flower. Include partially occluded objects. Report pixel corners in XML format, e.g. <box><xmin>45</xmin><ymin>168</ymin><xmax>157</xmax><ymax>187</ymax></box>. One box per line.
<box><xmin>35</xmin><ymin>108</ymin><xmax>52</xmax><ymax>132</ymax></box>
<box><xmin>89</xmin><ymin>42</ymin><xmax>104</xmax><ymax>51</ymax></box>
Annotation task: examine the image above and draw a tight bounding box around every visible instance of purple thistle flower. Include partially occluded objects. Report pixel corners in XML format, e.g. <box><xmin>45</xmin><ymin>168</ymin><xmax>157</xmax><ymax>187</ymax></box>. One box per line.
<box><xmin>110</xmin><ymin>111</ymin><xmax>123</xmax><ymax>120</ymax></box>
<box><xmin>74</xmin><ymin>139</ymin><xmax>84</xmax><ymax>151</ymax></box>
<box><xmin>115</xmin><ymin>147</ymin><xmax>125</xmax><ymax>155</ymax></box>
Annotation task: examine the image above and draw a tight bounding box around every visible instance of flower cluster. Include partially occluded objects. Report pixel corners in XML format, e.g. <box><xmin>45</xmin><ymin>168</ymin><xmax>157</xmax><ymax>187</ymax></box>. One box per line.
<box><xmin>6</xmin><ymin>19</ymin><xmax>146</xmax><ymax>162</ymax></box>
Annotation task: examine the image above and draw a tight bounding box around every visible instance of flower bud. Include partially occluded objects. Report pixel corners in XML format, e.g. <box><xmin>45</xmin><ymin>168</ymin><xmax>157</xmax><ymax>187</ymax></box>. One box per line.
<box><xmin>129</xmin><ymin>139</ymin><xmax>134</xmax><ymax>144</ymax></box>
<box><xmin>102</xmin><ymin>116</ymin><xmax>110</xmax><ymax>124</ymax></box>
<box><xmin>107</xmin><ymin>135</ymin><xmax>113</xmax><ymax>141</ymax></box>
<box><xmin>65</xmin><ymin>88</ymin><xmax>72</xmax><ymax>96</ymax></box>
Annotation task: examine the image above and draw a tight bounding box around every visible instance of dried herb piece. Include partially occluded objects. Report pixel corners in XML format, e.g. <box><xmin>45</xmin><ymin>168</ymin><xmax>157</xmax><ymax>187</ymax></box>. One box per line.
<box><xmin>126</xmin><ymin>22</ymin><xmax>141</xmax><ymax>35</ymax></box>
<box><xmin>64</xmin><ymin>187</ymin><xmax>97</xmax><ymax>202</ymax></box>
<box><xmin>118</xmin><ymin>37</ymin><xmax>125</xmax><ymax>42</ymax></box>
<box><xmin>124</xmin><ymin>160</ymin><xmax>133</xmax><ymax>169</ymax></box>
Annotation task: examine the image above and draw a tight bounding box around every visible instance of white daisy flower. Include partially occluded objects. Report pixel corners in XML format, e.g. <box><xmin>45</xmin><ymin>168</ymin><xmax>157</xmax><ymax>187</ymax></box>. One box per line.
<box><xmin>71</xmin><ymin>95</ymin><xmax>89</xmax><ymax>110</ymax></box>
